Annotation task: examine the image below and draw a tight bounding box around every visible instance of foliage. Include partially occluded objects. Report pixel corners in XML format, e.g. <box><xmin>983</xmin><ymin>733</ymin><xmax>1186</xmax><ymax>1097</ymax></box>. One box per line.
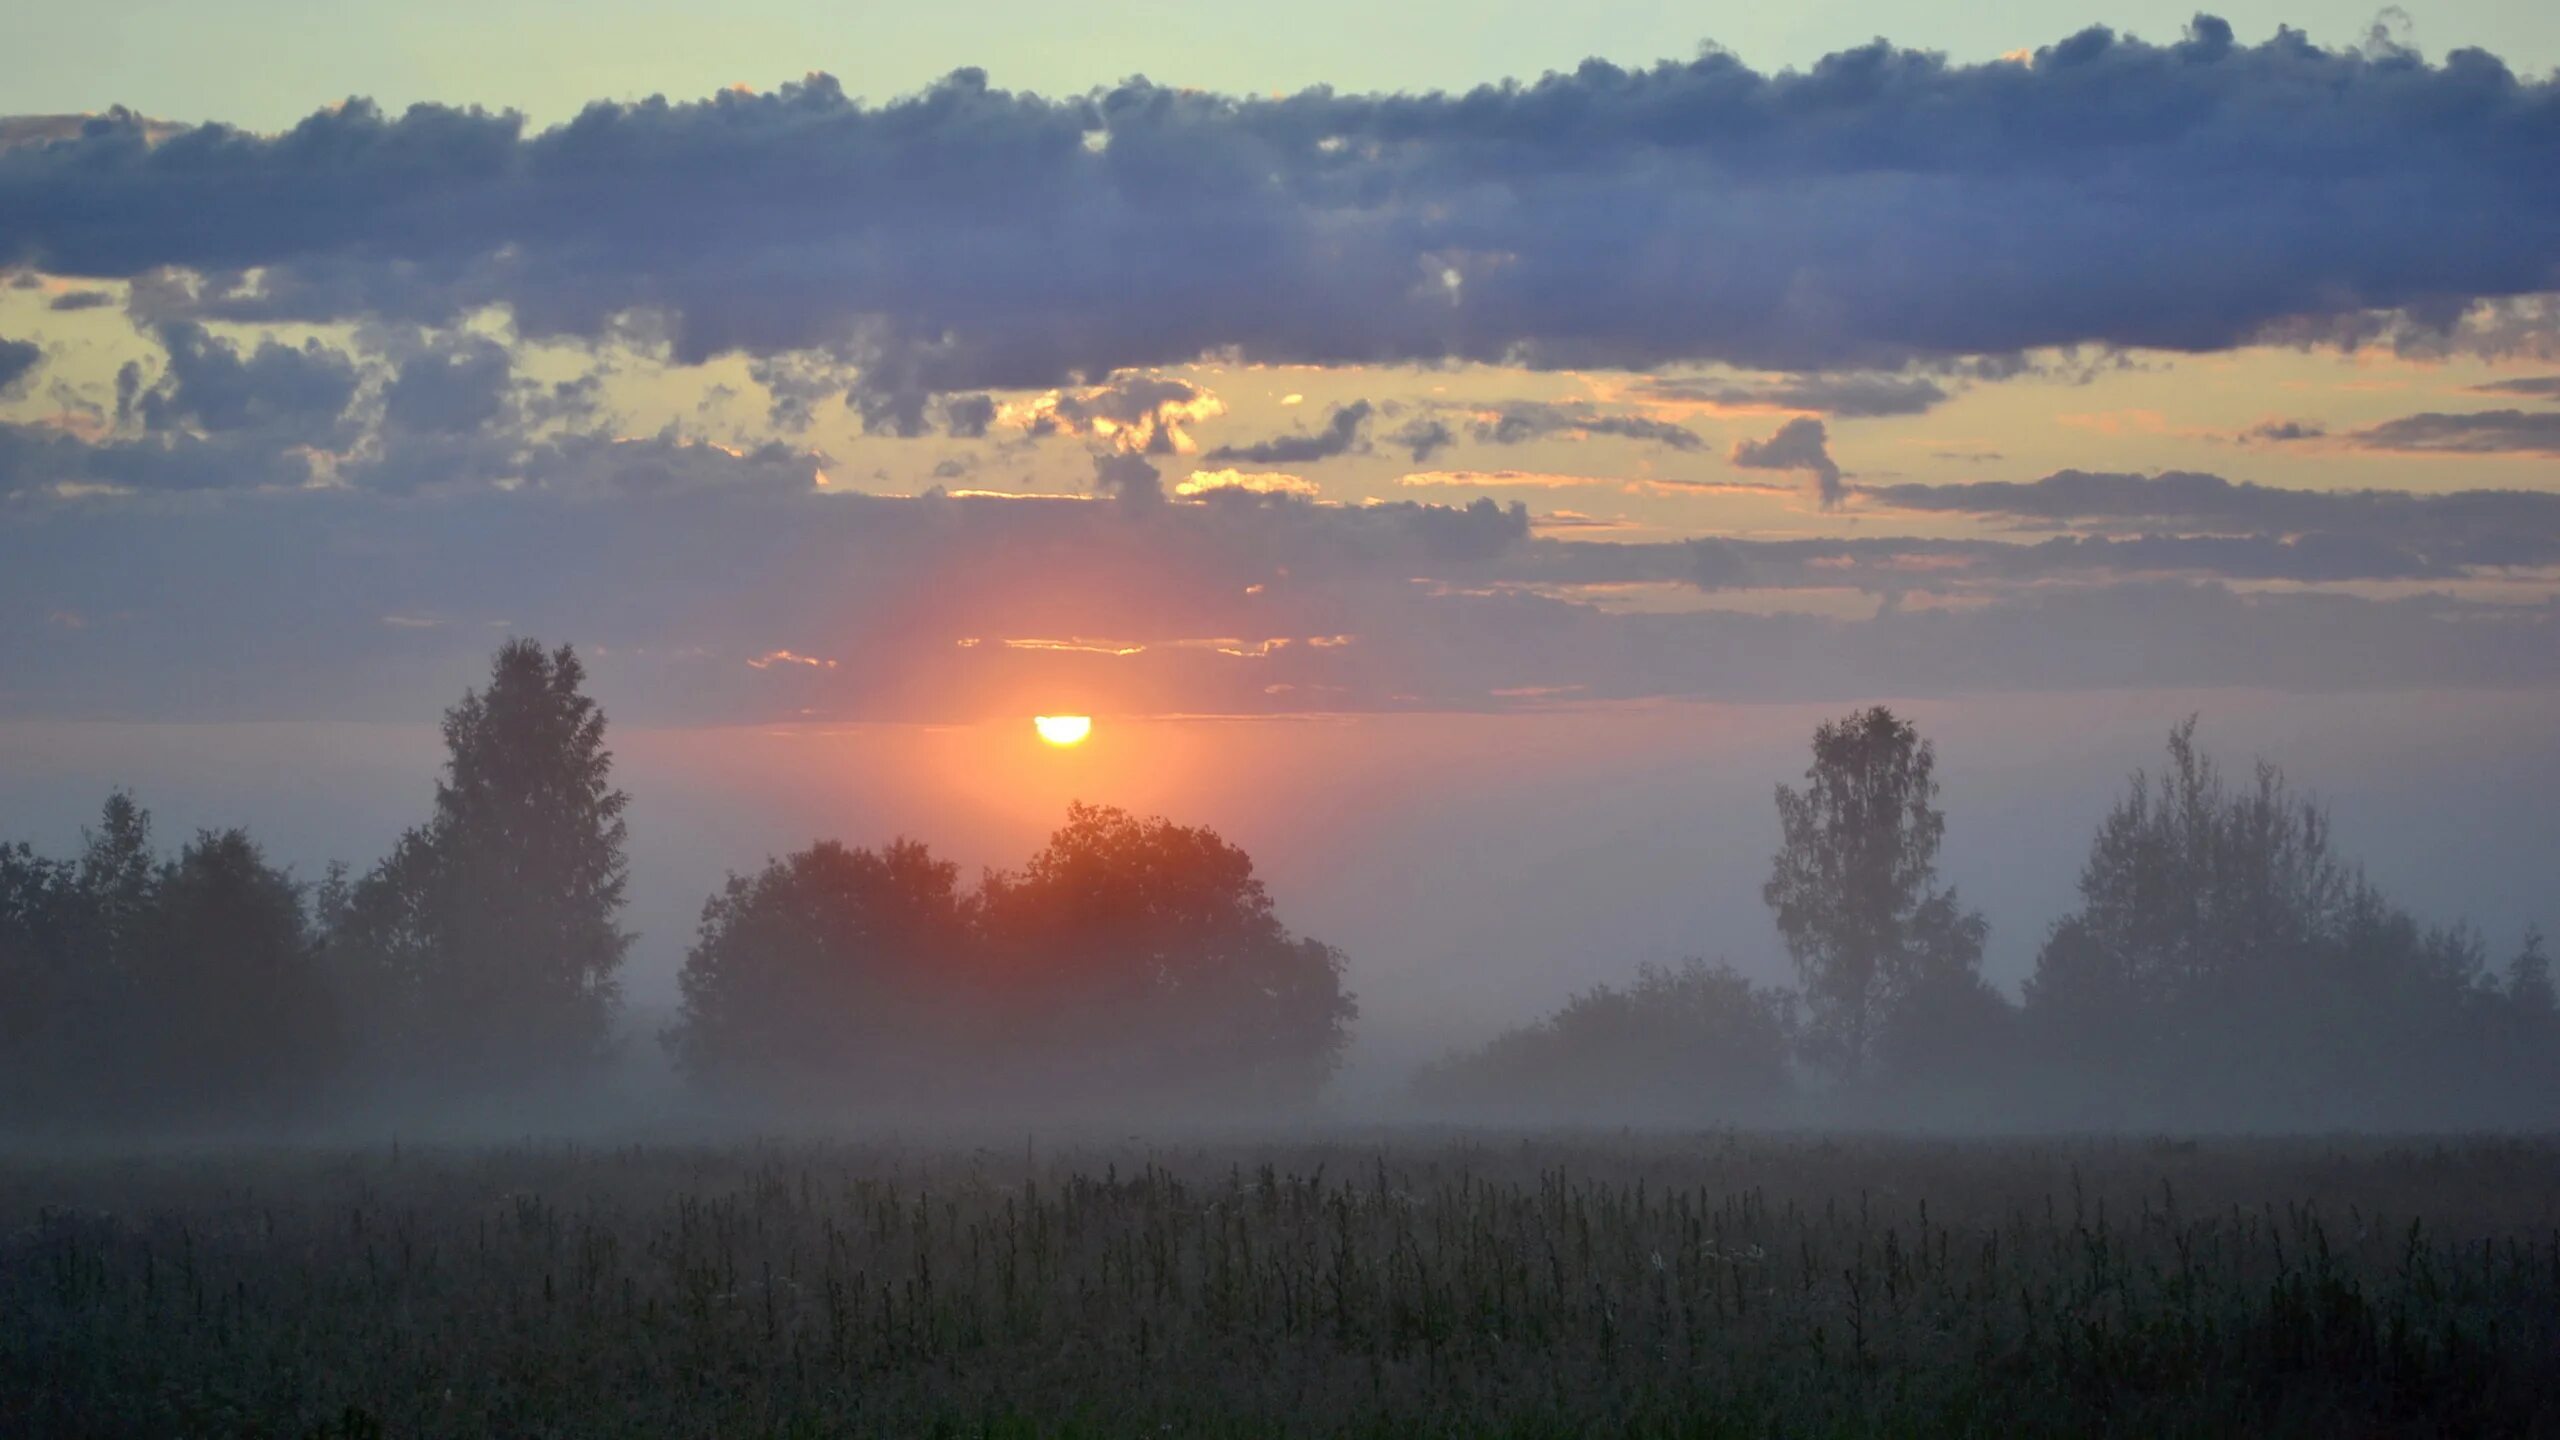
<box><xmin>1412</xmin><ymin>960</ymin><xmax>1794</xmax><ymax>1120</ymax></box>
<box><xmin>0</xmin><ymin>800</ymin><xmax>336</xmax><ymax>1133</ymax></box>
<box><xmin>1763</xmin><ymin>705</ymin><xmax>1997</xmax><ymax>1085</ymax></box>
<box><xmin>975</xmin><ymin>803</ymin><xmax>1357</xmax><ymax>1103</ymax></box>
<box><xmin>335</xmin><ymin>639</ymin><xmax>632</xmax><ymax>1089</ymax></box>
<box><xmin>0</xmin><ymin>840</ymin><xmax>84</xmax><ymax>1120</ymax></box>
<box><xmin>670</xmin><ymin>805</ymin><xmax>1358</xmax><ymax>1108</ymax></box>
<box><xmin>669</xmin><ymin>838</ymin><xmax>971</xmax><ymax>1099</ymax></box>
<box><xmin>2022</xmin><ymin>720</ymin><xmax>2560</xmax><ymax>1128</ymax></box>
<box><xmin>133</xmin><ymin>829</ymin><xmax>339</xmax><ymax>1123</ymax></box>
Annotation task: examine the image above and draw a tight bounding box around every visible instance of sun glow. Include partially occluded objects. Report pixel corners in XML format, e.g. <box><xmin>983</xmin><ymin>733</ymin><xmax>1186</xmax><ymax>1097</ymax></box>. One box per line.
<box><xmin>1034</xmin><ymin>714</ymin><xmax>1093</xmax><ymax>747</ymax></box>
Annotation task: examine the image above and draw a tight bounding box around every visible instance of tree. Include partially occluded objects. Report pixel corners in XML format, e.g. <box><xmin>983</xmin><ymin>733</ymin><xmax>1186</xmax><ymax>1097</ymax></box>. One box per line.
<box><xmin>5</xmin><ymin>798</ymin><xmax>348</xmax><ymax>1133</ymax></box>
<box><xmin>975</xmin><ymin>803</ymin><xmax>1355</xmax><ymax>1103</ymax></box>
<box><xmin>1763</xmin><ymin>706</ymin><xmax>1989</xmax><ymax>1084</ymax></box>
<box><xmin>135</xmin><ymin>829</ymin><xmax>340</xmax><ymax>1124</ymax></box>
<box><xmin>0</xmin><ymin>796</ymin><xmax>168</xmax><ymax>1124</ymax></box>
<box><xmin>669</xmin><ymin>839</ymin><xmax>972</xmax><ymax>1098</ymax></box>
<box><xmin>1412</xmin><ymin>959</ymin><xmax>1796</xmax><ymax>1120</ymax></box>
<box><xmin>2021</xmin><ymin>720</ymin><xmax>2539</xmax><ymax>1127</ymax></box>
<box><xmin>338</xmin><ymin>640</ymin><xmax>631</xmax><ymax>1087</ymax></box>
<box><xmin>2511</xmin><ymin>926</ymin><xmax>2554</xmax><ymax>1019</ymax></box>
<box><xmin>1870</xmin><ymin>893</ymin><xmax>2014</xmax><ymax>1098</ymax></box>
<box><xmin>75</xmin><ymin>791</ymin><xmax>157</xmax><ymax>982</ymax></box>
<box><xmin>0</xmin><ymin>839</ymin><xmax>80</xmax><ymax>1127</ymax></box>
<box><xmin>2495</xmin><ymin>926</ymin><xmax>2560</xmax><ymax>1118</ymax></box>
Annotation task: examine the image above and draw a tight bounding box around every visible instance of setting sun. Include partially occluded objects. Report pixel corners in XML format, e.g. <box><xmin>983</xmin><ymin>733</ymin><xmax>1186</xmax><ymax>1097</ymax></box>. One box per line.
<box><xmin>1034</xmin><ymin>714</ymin><xmax>1093</xmax><ymax>747</ymax></box>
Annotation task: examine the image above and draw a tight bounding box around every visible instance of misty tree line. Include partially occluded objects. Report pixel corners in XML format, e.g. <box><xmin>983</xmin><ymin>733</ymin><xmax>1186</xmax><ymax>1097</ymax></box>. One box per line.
<box><xmin>1419</xmin><ymin>708</ymin><xmax>2560</xmax><ymax>1129</ymax></box>
<box><xmin>0</xmin><ymin>642</ymin><xmax>631</xmax><ymax>1129</ymax></box>
<box><xmin>0</xmin><ymin>640</ymin><xmax>1355</xmax><ymax>1133</ymax></box>
<box><xmin>1</xmin><ymin>640</ymin><xmax>2552</xmax><ymax>1134</ymax></box>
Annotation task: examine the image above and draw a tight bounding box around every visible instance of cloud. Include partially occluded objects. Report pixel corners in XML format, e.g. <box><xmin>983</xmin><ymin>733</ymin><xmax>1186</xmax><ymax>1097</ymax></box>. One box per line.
<box><xmin>45</xmin><ymin>290</ymin><xmax>113</xmax><ymax>312</ymax></box>
<box><xmin>134</xmin><ymin>321</ymin><xmax>358</xmax><ymax>443</ymax></box>
<box><xmin>1389</xmin><ymin>417</ymin><xmax>1455</xmax><ymax>462</ymax></box>
<box><xmin>1398</xmin><ymin>469</ymin><xmax>1615</xmax><ymax>490</ymax></box>
<box><xmin>746</xmin><ymin>351</ymin><xmax>850</xmax><ymax>434</ymax></box>
<box><xmin>1204</xmin><ymin>400</ymin><xmax>1370</xmax><ymax>463</ymax></box>
<box><xmin>1091</xmin><ymin>451</ymin><xmax>1163</xmax><ymax>505</ymax></box>
<box><xmin>1177</xmin><ymin>468</ymin><xmax>1321</xmax><ymax>498</ymax></box>
<box><xmin>1855</xmin><ymin>468</ymin><xmax>2560</xmax><ymax>570</ymax></box>
<box><xmin>942</xmin><ymin>392</ymin><xmax>997</xmax><ymax>438</ymax></box>
<box><xmin>1466</xmin><ymin>401</ymin><xmax>1702</xmax><ymax>451</ymax></box>
<box><xmin>511</xmin><ymin>429</ymin><xmax>825</xmax><ymax>500</ymax></box>
<box><xmin>3</xmin><ymin>481</ymin><xmax>2550</xmax><ymax>724</ymax></box>
<box><xmin>2468</xmin><ymin>376</ymin><xmax>2560</xmax><ymax>400</ymax></box>
<box><xmin>2349</xmin><ymin>409</ymin><xmax>2560</xmax><ymax>455</ymax></box>
<box><xmin>2236</xmin><ymin>417</ymin><xmax>2325</xmax><ymax>443</ymax></box>
<box><xmin>1663</xmin><ymin>532</ymin><xmax>2466</xmax><ymax>591</ymax></box>
<box><xmin>1635</xmin><ymin>373</ymin><xmax>1950</xmax><ymax>417</ymax></box>
<box><xmin>1729</xmin><ymin>416</ymin><xmax>1843</xmax><ymax>506</ymax></box>
<box><xmin>1019</xmin><ymin>374</ymin><xmax>1223</xmax><ymax>455</ymax></box>
<box><xmin>0</xmin><ymin>335</ymin><xmax>38</xmax><ymax>397</ymax></box>
<box><xmin>0</xmin><ymin>422</ymin><xmax>321</xmax><ymax>498</ymax></box>
<box><xmin>330</xmin><ymin>422</ymin><xmax>828</xmax><ymax>499</ymax></box>
<box><xmin>746</xmin><ymin>649</ymin><xmax>837</xmax><ymax>670</ymax></box>
<box><xmin>4</xmin><ymin>21</ymin><xmax>2555</xmax><ymax>405</ymax></box>
<box><xmin>380</xmin><ymin>335</ymin><xmax>514</xmax><ymax>434</ymax></box>
<box><xmin>1398</xmin><ymin>469</ymin><xmax>1788</xmax><ymax>498</ymax></box>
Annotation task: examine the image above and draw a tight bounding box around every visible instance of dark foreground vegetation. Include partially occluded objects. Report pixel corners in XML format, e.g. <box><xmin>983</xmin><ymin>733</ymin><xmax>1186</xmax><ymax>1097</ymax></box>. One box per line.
<box><xmin>5</xmin><ymin>1134</ymin><xmax>2558</xmax><ymax>1437</ymax></box>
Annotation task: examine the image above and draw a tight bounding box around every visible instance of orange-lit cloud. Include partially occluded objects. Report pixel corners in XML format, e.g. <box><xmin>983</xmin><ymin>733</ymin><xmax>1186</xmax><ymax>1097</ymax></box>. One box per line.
<box><xmin>747</xmin><ymin>649</ymin><xmax>838</xmax><ymax>669</ymax></box>
<box><xmin>1177</xmin><ymin>468</ymin><xmax>1320</xmax><ymax>498</ymax></box>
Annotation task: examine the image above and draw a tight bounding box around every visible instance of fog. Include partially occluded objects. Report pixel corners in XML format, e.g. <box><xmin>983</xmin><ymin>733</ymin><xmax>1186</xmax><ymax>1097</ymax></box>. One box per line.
<box><xmin>5</xmin><ymin>685</ymin><xmax>2553</xmax><ymax>1123</ymax></box>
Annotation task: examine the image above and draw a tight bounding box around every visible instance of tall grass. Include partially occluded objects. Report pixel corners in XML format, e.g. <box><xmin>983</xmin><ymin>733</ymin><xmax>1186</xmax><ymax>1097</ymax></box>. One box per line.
<box><xmin>5</xmin><ymin>1134</ymin><xmax>2556</xmax><ymax>1436</ymax></box>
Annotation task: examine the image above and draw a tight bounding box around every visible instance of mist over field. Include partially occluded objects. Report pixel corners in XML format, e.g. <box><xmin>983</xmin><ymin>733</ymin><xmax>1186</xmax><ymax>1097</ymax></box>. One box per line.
<box><xmin>7</xmin><ymin>3</ymin><xmax>2560</xmax><ymax>1433</ymax></box>
<box><xmin>3</xmin><ymin>685</ymin><xmax>2558</xmax><ymax>1125</ymax></box>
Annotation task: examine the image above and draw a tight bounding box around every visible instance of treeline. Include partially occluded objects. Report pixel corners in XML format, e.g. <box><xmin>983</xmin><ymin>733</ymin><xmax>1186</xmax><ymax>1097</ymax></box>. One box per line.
<box><xmin>669</xmin><ymin>804</ymin><xmax>1356</xmax><ymax>1109</ymax></box>
<box><xmin>1419</xmin><ymin>709</ymin><xmax>2560</xmax><ymax>1130</ymax></box>
<box><xmin>3</xmin><ymin>641</ymin><xmax>2552</xmax><ymax>1136</ymax></box>
<box><xmin>1</xmin><ymin>641</ymin><xmax>630</xmax><ymax>1132</ymax></box>
<box><xmin>0</xmin><ymin>640</ymin><xmax>1355</xmax><ymax>1135</ymax></box>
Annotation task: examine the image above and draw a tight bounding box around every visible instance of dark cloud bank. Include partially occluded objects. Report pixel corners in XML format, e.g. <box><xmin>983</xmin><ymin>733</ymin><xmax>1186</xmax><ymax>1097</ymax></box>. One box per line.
<box><xmin>3</xmin><ymin>15</ymin><xmax>2556</xmax><ymax>418</ymax></box>
<box><xmin>5</xmin><ymin>465</ymin><xmax>2556</xmax><ymax>724</ymax></box>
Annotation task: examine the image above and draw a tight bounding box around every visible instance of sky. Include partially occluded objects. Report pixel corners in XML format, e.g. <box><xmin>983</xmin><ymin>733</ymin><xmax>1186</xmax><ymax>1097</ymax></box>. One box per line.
<box><xmin>2</xmin><ymin>5</ymin><xmax>2557</xmax><ymax>1081</ymax></box>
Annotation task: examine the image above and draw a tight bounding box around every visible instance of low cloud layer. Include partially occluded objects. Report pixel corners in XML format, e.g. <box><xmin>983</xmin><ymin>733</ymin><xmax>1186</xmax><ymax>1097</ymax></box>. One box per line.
<box><xmin>6</xmin><ymin>465</ymin><xmax>2555</xmax><ymax>725</ymax></box>
<box><xmin>1858</xmin><ymin>469</ymin><xmax>2560</xmax><ymax>569</ymax></box>
<box><xmin>2351</xmin><ymin>409</ymin><xmax>2560</xmax><ymax>455</ymax></box>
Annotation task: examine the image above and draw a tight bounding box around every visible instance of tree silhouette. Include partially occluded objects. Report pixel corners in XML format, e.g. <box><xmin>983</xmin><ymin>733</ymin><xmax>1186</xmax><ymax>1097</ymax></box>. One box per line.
<box><xmin>0</xmin><ymin>839</ymin><xmax>81</xmax><ymax>1127</ymax></box>
<box><xmin>3</xmin><ymin>797</ymin><xmax>347</xmax><ymax>1133</ymax></box>
<box><xmin>1413</xmin><ymin>959</ymin><xmax>1795</xmax><ymax>1120</ymax></box>
<box><xmin>669</xmin><ymin>838</ymin><xmax>971</xmax><ymax>1099</ymax></box>
<box><xmin>2509</xmin><ymin>926</ymin><xmax>2553</xmax><ymax>1019</ymax></box>
<box><xmin>77</xmin><ymin>791</ymin><xmax>156</xmax><ymax>981</ymax></box>
<box><xmin>60</xmin><ymin>794</ymin><xmax>160</xmax><ymax>1119</ymax></box>
<box><xmin>2022</xmin><ymin>720</ymin><xmax>2548</xmax><ymax>1127</ymax></box>
<box><xmin>1763</xmin><ymin>706</ymin><xmax>1990</xmax><ymax>1084</ymax></box>
<box><xmin>137</xmin><ymin>829</ymin><xmax>340</xmax><ymax>1124</ymax></box>
<box><xmin>977</xmin><ymin>803</ymin><xmax>1355</xmax><ymax>1103</ymax></box>
<box><xmin>338</xmin><ymin>640</ymin><xmax>630</xmax><ymax>1088</ymax></box>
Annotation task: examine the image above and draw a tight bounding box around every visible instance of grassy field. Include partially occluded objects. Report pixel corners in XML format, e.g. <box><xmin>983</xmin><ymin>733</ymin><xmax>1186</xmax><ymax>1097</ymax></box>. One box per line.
<box><xmin>5</xmin><ymin>1132</ymin><xmax>2557</xmax><ymax>1437</ymax></box>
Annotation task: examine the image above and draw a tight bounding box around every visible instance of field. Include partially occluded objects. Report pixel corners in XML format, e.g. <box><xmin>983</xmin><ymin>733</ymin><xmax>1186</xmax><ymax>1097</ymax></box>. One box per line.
<box><xmin>5</xmin><ymin>1132</ymin><xmax>2558</xmax><ymax>1437</ymax></box>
